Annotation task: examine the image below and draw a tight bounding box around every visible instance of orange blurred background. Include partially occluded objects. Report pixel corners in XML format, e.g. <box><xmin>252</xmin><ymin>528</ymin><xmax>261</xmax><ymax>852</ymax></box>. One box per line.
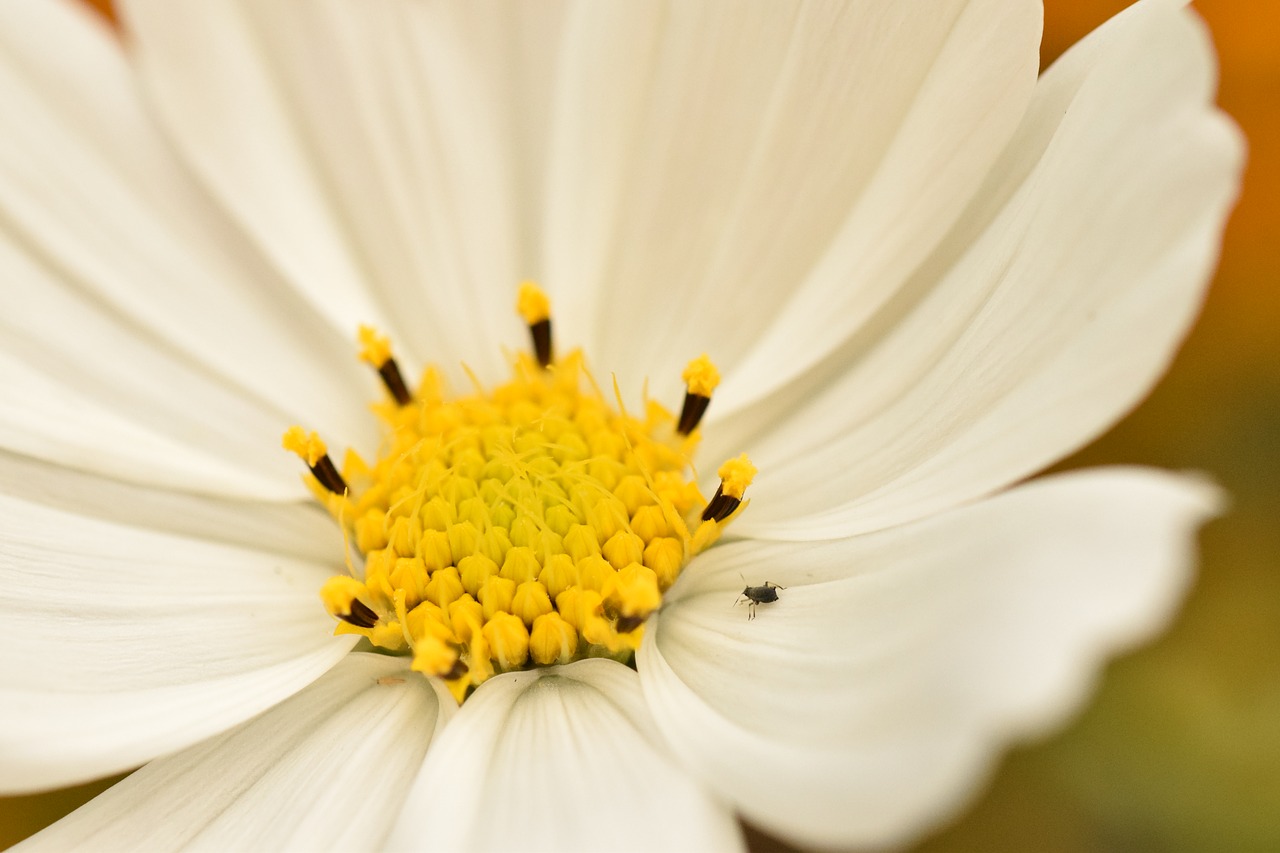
<box><xmin>3</xmin><ymin>1</ymin><xmax>1277</xmax><ymax>850</ymax></box>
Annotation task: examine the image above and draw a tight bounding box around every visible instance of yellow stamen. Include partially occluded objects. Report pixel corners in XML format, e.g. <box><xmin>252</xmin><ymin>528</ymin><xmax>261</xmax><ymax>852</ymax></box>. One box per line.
<box><xmin>320</xmin><ymin>576</ymin><xmax>378</xmax><ymax>628</ymax></box>
<box><xmin>516</xmin><ymin>281</ymin><xmax>551</xmax><ymax>325</ymax></box>
<box><xmin>611</xmin><ymin>564</ymin><xmax>661</xmax><ymax>632</ymax></box>
<box><xmin>283</xmin><ymin>426</ymin><xmax>347</xmax><ymax>495</ymax></box>
<box><xmin>719</xmin><ymin>453</ymin><xmax>757</xmax><ymax>500</ymax></box>
<box><xmin>357</xmin><ymin>325</ymin><xmax>393</xmax><ymax>368</ymax></box>
<box><xmin>516</xmin><ymin>282</ymin><xmax>554</xmax><ymax>368</ymax></box>
<box><xmin>282</xmin><ymin>426</ymin><xmax>327</xmax><ymax>468</ymax></box>
<box><xmin>357</xmin><ymin>324</ymin><xmax>412</xmax><ymax>405</ymax></box>
<box><xmin>698</xmin><ymin>453</ymin><xmax>757</xmax><ymax>533</ymax></box>
<box><xmin>681</xmin><ymin>354</ymin><xmax>721</xmax><ymax>397</ymax></box>
<box><xmin>677</xmin><ymin>354</ymin><xmax>721</xmax><ymax>435</ymax></box>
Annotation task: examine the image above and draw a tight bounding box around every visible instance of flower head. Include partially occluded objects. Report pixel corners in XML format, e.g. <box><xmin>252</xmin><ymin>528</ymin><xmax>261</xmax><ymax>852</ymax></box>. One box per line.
<box><xmin>0</xmin><ymin>0</ymin><xmax>1242</xmax><ymax>850</ymax></box>
<box><xmin>293</xmin><ymin>300</ymin><xmax>754</xmax><ymax>702</ymax></box>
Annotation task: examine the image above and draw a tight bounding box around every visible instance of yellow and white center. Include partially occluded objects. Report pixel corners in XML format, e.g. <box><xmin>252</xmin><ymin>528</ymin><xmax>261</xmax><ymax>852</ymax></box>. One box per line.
<box><xmin>286</xmin><ymin>283</ymin><xmax>755</xmax><ymax>703</ymax></box>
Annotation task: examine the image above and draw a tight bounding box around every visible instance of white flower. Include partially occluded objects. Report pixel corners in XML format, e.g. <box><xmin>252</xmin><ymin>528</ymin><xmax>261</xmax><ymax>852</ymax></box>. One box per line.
<box><xmin>0</xmin><ymin>0</ymin><xmax>1242</xmax><ymax>850</ymax></box>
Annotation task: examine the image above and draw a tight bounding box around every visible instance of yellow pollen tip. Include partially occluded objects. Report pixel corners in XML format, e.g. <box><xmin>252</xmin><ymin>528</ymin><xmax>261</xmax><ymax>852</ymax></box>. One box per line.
<box><xmin>612</xmin><ymin>564</ymin><xmax>661</xmax><ymax>619</ymax></box>
<box><xmin>357</xmin><ymin>324</ymin><xmax>393</xmax><ymax>367</ymax></box>
<box><xmin>682</xmin><ymin>354</ymin><xmax>721</xmax><ymax>397</ymax></box>
<box><xmin>282</xmin><ymin>426</ymin><xmax>326</xmax><ymax>467</ymax></box>
<box><xmin>718</xmin><ymin>454</ymin><xmax>757</xmax><ymax>500</ymax></box>
<box><xmin>516</xmin><ymin>281</ymin><xmax>551</xmax><ymax>325</ymax></box>
<box><xmin>412</xmin><ymin>633</ymin><xmax>462</xmax><ymax>678</ymax></box>
<box><xmin>320</xmin><ymin>576</ymin><xmax>376</xmax><ymax>626</ymax></box>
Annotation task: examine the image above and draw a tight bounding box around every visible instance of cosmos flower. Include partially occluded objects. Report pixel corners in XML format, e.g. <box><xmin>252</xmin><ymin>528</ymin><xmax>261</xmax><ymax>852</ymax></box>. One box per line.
<box><xmin>0</xmin><ymin>0</ymin><xmax>1242</xmax><ymax>850</ymax></box>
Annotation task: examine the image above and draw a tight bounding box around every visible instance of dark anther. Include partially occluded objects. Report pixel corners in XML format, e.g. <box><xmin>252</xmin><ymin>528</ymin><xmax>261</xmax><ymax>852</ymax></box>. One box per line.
<box><xmin>529</xmin><ymin>318</ymin><xmax>553</xmax><ymax>369</ymax></box>
<box><xmin>615</xmin><ymin>614</ymin><xmax>645</xmax><ymax>634</ymax></box>
<box><xmin>339</xmin><ymin>599</ymin><xmax>379</xmax><ymax>629</ymax></box>
<box><xmin>676</xmin><ymin>392</ymin><xmax>711</xmax><ymax>435</ymax></box>
<box><xmin>377</xmin><ymin>358</ymin><xmax>413</xmax><ymax>406</ymax></box>
<box><xmin>310</xmin><ymin>454</ymin><xmax>349</xmax><ymax>496</ymax></box>
<box><xmin>701</xmin><ymin>484</ymin><xmax>741</xmax><ymax>523</ymax></box>
<box><xmin>443</xmin><ymin>660</ymin><xmax>470</xmax><ymax>681</ymax></box>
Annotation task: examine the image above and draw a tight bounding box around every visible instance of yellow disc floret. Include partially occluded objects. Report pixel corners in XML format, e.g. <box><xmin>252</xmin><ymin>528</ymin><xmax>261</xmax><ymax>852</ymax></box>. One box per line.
<box><xmin>286</xmin><ymin>288</ymin><xmax>759</xmax><ymax>703</ymax></box>
<box><xmin>309</xmin><ymin>342</ymin><xmax>754</xmax><ymax>702</ymax></box>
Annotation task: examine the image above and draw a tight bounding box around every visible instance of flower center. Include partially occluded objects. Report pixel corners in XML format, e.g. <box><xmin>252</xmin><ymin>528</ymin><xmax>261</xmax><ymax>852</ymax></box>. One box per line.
<box><xmin>285</xmin><ymin>284</ymin><xmax>754</xmax><ymax>702</ymax></box>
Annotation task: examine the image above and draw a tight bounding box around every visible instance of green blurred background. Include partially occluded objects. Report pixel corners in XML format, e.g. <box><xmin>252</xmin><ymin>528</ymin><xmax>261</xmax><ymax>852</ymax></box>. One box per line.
<box><xmin>2</xmin><ymin>1</ymin><xmax>1276</xmax><ymax>850</ymax></box>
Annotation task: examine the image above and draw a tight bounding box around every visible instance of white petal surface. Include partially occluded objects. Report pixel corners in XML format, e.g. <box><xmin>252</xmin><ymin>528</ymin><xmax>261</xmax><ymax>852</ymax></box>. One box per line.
<box><xmin>16</xmin><ymin>654</ymin><xmax>451</xmax><ymax>853</ymax></box>
<box><xmin>0</xmin><ymin>212</ymin><xmax>319</xmax><ymax>499</ymax></box>
<box><xmin>387</xmin><ymin>659</ymin><xmax>741</xmax><ymax>852</ymax></box>
<box><xmin>0</xmin><ymin>345</ymin><xmax>282</xmax><ymax>499</ymax></box>
<box><xmin>0</xmin><ymin>449</ymin><xmax>341</xmax><ymax>565</ymax></box>
<box><xmin>712</xmin><ymin>0</ymin><xmax>1244</xmax><ymax>540</ymax></box>
<box><xmin>121</xmin><ymin>0</ymin><xmax>1037</xmax><ymax>402</ymax></box>
<box><xmin>120</xmin><ymin>0</ymin><xmax>570</xmax><ymax>386</ymax></box>
<box><xmin>641</xmin><ymin>468</ymin><xmax>1219</xmax><ymax>849</ymax></box>
<box><xmin>117</xmin><ymin>0</ymin><xmax>391</xmax><ymax>342</ymax></box>
<box><xmin>0</xmin><ymin>493</ymin><xmax>353</xmax><ymax>793</ymax></box>
<box><xmin>0</xmin><ymin>0</ymin><xmax>378</xmax><ymax>493</ymax></box>
<box><xmin>544</xmin><ymin>0</ymin><xmax>1040</xmax><ymax>404</ymax></box>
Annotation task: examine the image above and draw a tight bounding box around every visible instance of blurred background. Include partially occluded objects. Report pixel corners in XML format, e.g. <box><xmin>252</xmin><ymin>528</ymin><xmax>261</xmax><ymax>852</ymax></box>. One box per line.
<box><xmin>2</xmin><ymin>1</ymin><xmax>1276</xmax><ymax>850</ymax></box>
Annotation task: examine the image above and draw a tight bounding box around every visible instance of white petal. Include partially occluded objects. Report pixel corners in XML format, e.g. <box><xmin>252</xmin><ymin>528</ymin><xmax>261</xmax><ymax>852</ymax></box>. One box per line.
<box><xmin>0</xmin><ymin>449</ymin><xmax>341</xmax><ymax>565</ymax></box>
<box><xmin>387</xmin><ymin>659</ymin><xmax>741</xmax><ymax>852</ymax></box>
<box><xmin>0</xmin><ymin>211</ymin><xmax>325</xmax><ymax>499</ymax></box>
<box><xmin>0</xmin><ymin>493</ymin><xmax>353</xmax><ymax>793</ymax></box>
<box><xmin>639</xmin><ymin>468</ymin><xmax>1220</xmax><ymax>849</ymax></box>
<box><xmin>119</xmin><ymin>0</ymin><xmax>565</xmax><ymax>385</ymax></box>
<box><xmin>0</xmin><ymin>0</ymin><xmax>379</xmax><ymax>479</ymax></box>
<box><xmin>0</xmin><ymin>346</ymin><xmax>286</xmax><ymax>499</ymax></box>
<box><xmin>116</xmin><ymin>0</ymin><xmax>389</xmax><ymax>340</ymax></box>
<box><xmin>544</xmin><ymin>0</ymin><xmax>1040</xmax><ymax>404</ymax></box>
<box><xmin>16</xmin><ymin>654</ymin><xmax>452</xmax><ymax>853</ymax></box>
<box><xmin>713</xmin><ymin>0</ymin><xmax>1244</xmax><ymax>540</ymax></box>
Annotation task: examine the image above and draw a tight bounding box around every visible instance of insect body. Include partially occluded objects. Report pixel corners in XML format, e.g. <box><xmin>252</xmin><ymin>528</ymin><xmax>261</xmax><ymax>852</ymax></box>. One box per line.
<box><xmin>737</xmin><ymin>578</ymin><xmax>785</xmax><ymax>620</ymax></box>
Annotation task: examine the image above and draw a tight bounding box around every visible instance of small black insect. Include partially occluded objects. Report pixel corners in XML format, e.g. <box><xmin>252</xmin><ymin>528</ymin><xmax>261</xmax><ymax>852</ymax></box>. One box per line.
<box><xmin>736</xmin><ymin>575</ymin><xmax>785</xmax><ymax>620</ymax></box>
